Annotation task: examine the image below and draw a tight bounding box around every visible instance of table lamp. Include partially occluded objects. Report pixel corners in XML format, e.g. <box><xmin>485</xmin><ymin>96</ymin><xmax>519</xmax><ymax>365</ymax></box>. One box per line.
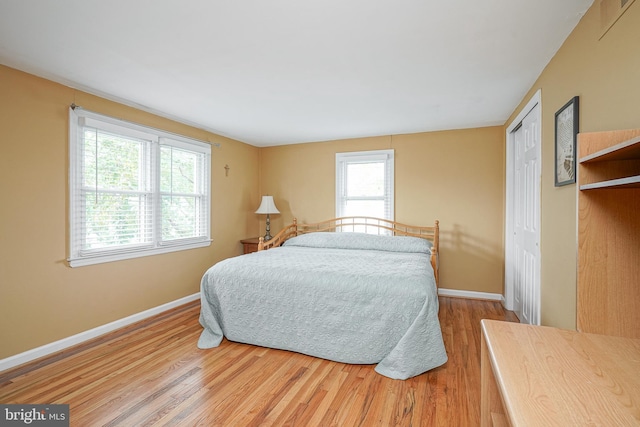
<box><xmin>255</xmin><ymin>195</ymin><xmax>280</xmax><ymax>241</ymax></box>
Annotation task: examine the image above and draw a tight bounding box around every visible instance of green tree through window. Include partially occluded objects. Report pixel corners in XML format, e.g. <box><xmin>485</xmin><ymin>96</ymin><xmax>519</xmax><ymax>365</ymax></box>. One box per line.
<box><xmin>69</xmin><ymin>108</ymin><xmax>211</xmax><ymax>267</ymax></box>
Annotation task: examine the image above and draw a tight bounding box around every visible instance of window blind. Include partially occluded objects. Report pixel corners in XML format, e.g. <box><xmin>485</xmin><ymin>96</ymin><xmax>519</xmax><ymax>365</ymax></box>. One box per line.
<box><xmin>335</xmin><ymin>149</ymin><xmax>394</xmax><ymax>223</ymax></box>
<box><xmin>68</xmin><ymin>107</ymin><xmax>211</xmax><ymax>267</ymax></box>
<box><xmin>159</xmin><ymin>140</ymin><xmax>209</xmax><ymax>246</ymax></box>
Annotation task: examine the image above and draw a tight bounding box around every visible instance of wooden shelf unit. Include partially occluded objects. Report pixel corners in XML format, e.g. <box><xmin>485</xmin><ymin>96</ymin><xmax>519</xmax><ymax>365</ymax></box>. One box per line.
<box><xmin>577</xmin><ymin>129</ymin><xmax>640</xmax><ymax>338</ymax></box>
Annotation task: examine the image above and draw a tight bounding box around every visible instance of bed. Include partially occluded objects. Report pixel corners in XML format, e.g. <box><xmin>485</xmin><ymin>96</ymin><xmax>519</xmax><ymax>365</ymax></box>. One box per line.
<box><xmin>198</xmin><ymin>217</ymin><xmax>447</xmax><ymax>380</ymax></box>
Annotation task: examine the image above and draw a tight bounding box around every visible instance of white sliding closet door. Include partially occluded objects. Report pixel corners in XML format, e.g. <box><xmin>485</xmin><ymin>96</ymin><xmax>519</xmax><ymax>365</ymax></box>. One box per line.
<box><xmin>506</xmin><ymin>91</ymin><xmax>541</xmax><ymax>325</ymax></box>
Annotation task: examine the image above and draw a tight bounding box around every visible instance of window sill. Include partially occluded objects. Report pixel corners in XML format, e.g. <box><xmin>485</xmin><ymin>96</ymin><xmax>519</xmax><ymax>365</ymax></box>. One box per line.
<box><xmin>67</xmin><ymin>240</ymin><xmax>212</xmax><ymax>267</ymax></box>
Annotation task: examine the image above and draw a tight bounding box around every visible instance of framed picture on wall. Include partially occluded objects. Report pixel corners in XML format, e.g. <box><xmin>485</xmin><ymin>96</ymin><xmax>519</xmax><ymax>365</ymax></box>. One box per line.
<box><xmin>554</xmin><ymin>96</ymin><xmax>579</xmax><ymax>186</ymax></box>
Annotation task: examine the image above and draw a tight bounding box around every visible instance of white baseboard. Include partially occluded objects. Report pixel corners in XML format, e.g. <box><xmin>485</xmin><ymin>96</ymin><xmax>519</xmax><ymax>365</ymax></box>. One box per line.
<box><xmin>0</xmin><ymin>293</ymin><xmax>200</xmax><ymax>373</ymax></box>
<box><xmin>438</xmin><ymin>288</ymin><xmax>503</xmax><ymax>301</ymax></box>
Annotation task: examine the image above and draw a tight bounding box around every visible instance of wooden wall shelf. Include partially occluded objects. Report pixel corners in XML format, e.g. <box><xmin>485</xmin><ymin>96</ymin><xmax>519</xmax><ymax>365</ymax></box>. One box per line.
<box><xmin>580</xmin><ymin>175</ymin><xmax>640</xmax><ymax>190</ymax></box>
<box><xmin>580</xmin><ymin>135</ymin><xmax>640</xmax><ymax>162</ymax></box>
<box><xmin>577</xmin><ymin>128</ymin><xmax>640</xmax><ymax>338</ymax></box>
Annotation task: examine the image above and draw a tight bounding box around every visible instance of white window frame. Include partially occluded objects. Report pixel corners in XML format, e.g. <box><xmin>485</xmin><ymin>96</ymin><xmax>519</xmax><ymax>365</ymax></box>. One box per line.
<box><xmin>335</xmin><ymin>149</ymin><xmax>394</xmax><ymax>221</ymax></box>
<box><xmin>68</xmin><ymin>107</ymin><xmax>211</xmax><ymax>267</ymax></box>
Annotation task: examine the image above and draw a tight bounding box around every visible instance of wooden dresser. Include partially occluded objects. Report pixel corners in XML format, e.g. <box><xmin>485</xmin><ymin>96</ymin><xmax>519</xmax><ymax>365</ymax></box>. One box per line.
<box><xmin>481</xmin><ymin>319</ymin><xmax>640</xmax><ymax>426</ymax></box>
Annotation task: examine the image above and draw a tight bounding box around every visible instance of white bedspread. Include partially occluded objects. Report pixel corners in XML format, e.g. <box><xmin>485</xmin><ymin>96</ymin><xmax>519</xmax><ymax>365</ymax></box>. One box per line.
<box><xmin>198</xmin><ymin>233</ymin><xmax>447</xmax><ymax>379</ymax></box>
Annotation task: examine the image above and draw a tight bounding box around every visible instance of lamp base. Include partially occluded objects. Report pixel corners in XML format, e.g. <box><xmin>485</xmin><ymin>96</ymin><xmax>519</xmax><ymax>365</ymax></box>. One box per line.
<box><xmin>264</xmin><ymin>214</ymin><xmax>272</xmax><ymax>241</ymax></box>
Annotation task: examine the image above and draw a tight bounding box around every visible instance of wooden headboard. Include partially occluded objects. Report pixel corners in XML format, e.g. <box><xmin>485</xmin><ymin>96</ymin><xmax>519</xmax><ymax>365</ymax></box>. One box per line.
<box><xmin>258</xmin><ymin>216</ymin><xmax>440</xmax><ymax>286</ymax></box>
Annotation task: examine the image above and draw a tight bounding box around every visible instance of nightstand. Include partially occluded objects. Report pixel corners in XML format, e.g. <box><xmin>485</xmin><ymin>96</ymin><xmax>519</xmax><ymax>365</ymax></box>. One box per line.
<box><xmin>240</xmin><ymin>237</ymin><xmax>261</xmax><ymax>254</ymax></box>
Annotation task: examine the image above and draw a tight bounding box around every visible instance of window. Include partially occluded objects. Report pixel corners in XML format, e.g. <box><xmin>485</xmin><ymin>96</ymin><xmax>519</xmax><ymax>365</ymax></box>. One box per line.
<box><xmin>69</xmin><ymin>108</ymin><xmax>211</xmax><ymax>267</ymax></box>
<box><xmin>335</xmin><ymin>149</ymin><xmax>394</xmax><ymax>221</ymax></box>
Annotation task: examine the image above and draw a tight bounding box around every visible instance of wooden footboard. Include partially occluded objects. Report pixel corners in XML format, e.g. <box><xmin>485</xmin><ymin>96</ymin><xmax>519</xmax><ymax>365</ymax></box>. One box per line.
<box><xmin>258</xmin><ymin>217</ymin><xmax>440</xmax><ymax>286</ymax></box>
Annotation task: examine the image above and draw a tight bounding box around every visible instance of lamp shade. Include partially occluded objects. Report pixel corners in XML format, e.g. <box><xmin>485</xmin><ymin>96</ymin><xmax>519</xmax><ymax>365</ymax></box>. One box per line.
<box><xmin>255</xmin><ymin>196</ymin><xmax>280</xmax><ymax>214</ymax></box>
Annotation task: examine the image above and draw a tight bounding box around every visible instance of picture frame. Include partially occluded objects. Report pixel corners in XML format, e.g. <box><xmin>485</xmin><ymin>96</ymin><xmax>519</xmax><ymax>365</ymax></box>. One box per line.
<box><xmin>554</xmin><ymin>96</ymin><xmax>579</xmax><ymax>187</ymax></box>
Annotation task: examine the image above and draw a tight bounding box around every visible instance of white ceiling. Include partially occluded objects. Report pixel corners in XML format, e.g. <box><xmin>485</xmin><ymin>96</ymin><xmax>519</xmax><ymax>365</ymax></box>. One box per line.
<box><xmin>0</xmin><ymin>0</ymin><xmax>593</xmax><ymax>147</ymax></box>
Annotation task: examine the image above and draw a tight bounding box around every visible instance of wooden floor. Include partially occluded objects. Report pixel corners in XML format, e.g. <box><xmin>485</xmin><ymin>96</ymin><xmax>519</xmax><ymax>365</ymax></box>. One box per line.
<box><xmin>0</xmin><ymin>297</ymin><xmax>518</xmax><ymax>426</ymax></box>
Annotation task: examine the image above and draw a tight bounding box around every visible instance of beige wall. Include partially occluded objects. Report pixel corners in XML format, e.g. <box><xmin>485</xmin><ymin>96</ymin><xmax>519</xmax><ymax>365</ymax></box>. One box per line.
<box><xmin>505</xmin><ymin>3</ymin><xmax>640</xmax><ymax>329</ymax></box>
<box><xmin>0</xmin><ymin>65</ymin><xmax>260</xmax><ymax>359</ymax></box>
<box><xmin>259</xmin><ymin>127</ymin><xmax>506</xmax><ymax>294</ymax></box>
